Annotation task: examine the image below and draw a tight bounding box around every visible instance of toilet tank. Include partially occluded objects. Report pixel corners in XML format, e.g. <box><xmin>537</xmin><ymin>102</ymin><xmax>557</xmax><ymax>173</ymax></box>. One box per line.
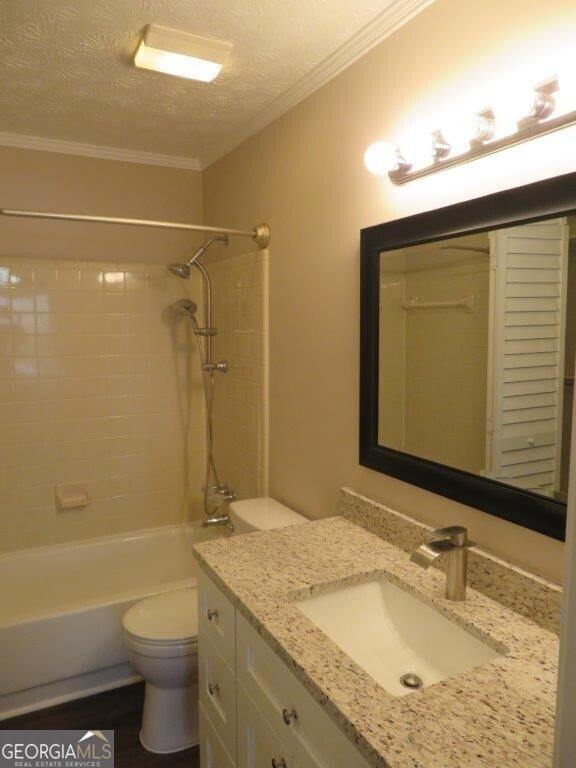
<box><xmin>229</xmin><ymin>497</ymin><xmax>306</xmax><ymax>535</ymax></box>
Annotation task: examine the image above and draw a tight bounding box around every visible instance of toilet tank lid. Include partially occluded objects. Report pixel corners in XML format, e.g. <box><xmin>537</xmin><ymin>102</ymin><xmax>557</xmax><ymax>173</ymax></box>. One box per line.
<box><xmin>122</xmin><ymin>588</ymin><xmax>198</xmax><ymax>642</ymax></box>
<box><xmin>229</xmin><ymin>497</ymin><xmax>306</xmax><ymax>530</ymax></box>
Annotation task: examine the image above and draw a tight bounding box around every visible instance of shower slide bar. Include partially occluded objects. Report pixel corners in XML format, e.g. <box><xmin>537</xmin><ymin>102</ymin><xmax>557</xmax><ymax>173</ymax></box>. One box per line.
<box><xmin>403</xmin><ymin>294</ymin><xmax>476</xmax><ymax>312</ymax></box>
<box><xmin>0</xmin><ymin>208</ymin><xmax>271</xmax><ymax>249</ymax></box>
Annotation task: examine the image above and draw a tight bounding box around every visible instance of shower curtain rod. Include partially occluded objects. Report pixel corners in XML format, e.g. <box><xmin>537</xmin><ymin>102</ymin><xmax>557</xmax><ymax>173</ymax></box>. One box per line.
<box><xmin>0</xmin><ymin>208</ymin><xmax>271</xmax><ymax>249</ymax></box>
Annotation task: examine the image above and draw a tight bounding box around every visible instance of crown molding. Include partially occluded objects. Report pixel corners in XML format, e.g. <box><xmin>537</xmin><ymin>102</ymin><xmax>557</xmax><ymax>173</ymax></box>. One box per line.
<box><xmin>200</xmin><ymin>0</ymin><xmax>437</xmax><ymax>168</ymax></box>
<box><xmin>0</xmin><ymin>132</ymin><xmax>202</xmax><ymax>171</ymax></box>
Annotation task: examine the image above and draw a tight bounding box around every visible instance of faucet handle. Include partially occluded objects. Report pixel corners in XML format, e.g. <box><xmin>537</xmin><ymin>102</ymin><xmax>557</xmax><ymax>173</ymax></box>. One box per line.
<box><xmin>429</xmin><ymin>526</ymin><xmax>473</xmax><ymax>547</ymax></box>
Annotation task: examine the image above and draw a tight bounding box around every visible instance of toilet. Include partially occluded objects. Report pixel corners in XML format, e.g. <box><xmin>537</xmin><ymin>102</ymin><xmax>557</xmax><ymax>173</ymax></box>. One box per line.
<box><xmin>228</xmin><ymin>495</ymin><xmax>307</xmax><ymax>534</ymax></box>
<box><xmin>122</xmin><ymin>497</ymin><xmax>306</xmax><ymax>753</ymax></box>
<box><xmin>122</xmin><ymin>589</ymin><xmax>199</xmax><ymax>753</ymax></box>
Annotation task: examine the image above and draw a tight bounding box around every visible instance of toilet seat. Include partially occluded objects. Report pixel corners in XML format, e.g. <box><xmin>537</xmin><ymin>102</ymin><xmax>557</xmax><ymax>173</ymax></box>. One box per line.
<box><xmin>123</xmin><ymin>588</ymin><xmax>199</xmax><ymax>646</ymax></box>
<box><xmin>123</xmin><ymin>633</ymin><xmax>198</xmax><ymax>659</ymax></box>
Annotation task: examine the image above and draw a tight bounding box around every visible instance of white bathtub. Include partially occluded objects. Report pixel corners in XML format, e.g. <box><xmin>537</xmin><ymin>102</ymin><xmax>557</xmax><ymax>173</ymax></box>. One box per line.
<box><xmin>0</xmin><ymin>523</ymin><xmax>226</xmax><ymax>720</ymax></box>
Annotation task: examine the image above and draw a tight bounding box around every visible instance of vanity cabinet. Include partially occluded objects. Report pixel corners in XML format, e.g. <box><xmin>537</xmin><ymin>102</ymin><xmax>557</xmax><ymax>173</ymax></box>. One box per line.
<box><xmin>237</xmin><ymin>683</ymin><xmax>296</xmax><ymax>768</ymax></box>
<box><xmin>197</xmin><ymin>567</ymin><xmax>373</xmax><ymax>768</ymax></box>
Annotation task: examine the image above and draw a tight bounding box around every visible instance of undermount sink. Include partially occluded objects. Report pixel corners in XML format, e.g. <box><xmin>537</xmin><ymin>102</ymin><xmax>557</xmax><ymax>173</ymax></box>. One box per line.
<box><xmin>295</xmin><ymin>578</ymin><xmax>503</xmax><ymax>697</ymax></box>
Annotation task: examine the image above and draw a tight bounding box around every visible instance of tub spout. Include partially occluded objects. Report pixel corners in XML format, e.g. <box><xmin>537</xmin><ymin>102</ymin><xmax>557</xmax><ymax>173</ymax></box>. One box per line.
<box><xmin>203</xmin><ymin>513</ymin><xmax>231</xmax><ymax>529</ymax></box>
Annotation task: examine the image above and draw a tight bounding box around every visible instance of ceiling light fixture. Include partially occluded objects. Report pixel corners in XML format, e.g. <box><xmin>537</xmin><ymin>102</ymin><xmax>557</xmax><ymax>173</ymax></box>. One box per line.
<box><xmin>365</xmin><ymin>74</ymin><xmax>576</xmax><ymax>185</ymax></box>
<box><xmin>134</xmin><ymin>25</ymin><xmax>232</xmax><ymax>83</ymax></box>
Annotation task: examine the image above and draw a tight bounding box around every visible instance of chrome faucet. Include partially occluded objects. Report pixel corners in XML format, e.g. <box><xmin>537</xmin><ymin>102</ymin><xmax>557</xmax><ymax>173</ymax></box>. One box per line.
<box><xmin>203</xmin><ymin>513</ymin><xmax>230</xmax><ymax>528</ymax></box>
<box><xmin>410</xmin><ymin>526</ymin><xmax>473</xmax><ymax>601</ymax></box>
<box><xmin>202</xmin><ymin>484</ymin><xmax>236</xmax><ymax>529</ymax></box>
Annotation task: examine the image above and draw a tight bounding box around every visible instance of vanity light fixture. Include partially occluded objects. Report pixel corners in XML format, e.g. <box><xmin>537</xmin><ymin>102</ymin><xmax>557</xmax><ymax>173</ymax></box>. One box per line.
<box><xmin>365</xmin><ymin>75</ymin><xmax>576</xmax><ymax>185</ymax></box>
<box><xmin>134</xmin><ymin>25</ymin><xmax>232</xmax><ymax>82</ymax></box>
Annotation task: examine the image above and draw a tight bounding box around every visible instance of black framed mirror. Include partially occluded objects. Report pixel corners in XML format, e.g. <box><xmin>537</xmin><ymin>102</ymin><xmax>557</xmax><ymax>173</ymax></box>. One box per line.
<box><xmin>360</xmin><ymin>172</ymin><xmax>576</xmax><ymax>541</ymax></box>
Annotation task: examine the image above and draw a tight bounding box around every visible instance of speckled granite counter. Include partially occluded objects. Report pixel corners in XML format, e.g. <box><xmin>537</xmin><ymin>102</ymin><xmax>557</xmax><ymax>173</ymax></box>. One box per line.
<box><xmin>192</xmin><ymin>517</ymin><xmax>559</xmax><ymax>768</ymax></box>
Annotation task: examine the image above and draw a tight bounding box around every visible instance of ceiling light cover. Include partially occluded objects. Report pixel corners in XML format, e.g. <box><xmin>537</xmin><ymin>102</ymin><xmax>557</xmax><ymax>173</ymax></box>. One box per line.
<box><xmin>134</xmin><ymin>25</ymin><xmax>232</xmax><ymax>82</ymax></box>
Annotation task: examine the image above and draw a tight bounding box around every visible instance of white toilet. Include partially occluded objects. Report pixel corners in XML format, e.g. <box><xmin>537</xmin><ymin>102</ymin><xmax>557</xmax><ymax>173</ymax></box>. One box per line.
<box><xmin>122</xmin><ymin>589</ymin><xmax>199</xmax><ymax>753</ymax></box>
<box><xmin>122</xmin><ymin>497</ymin><xmax>306</xmax><ymax>753</ymax></box>
<box><xmin>228</xmin><ymin>495</ymin><xmax>307</xmax><ymax>534</ymax></box>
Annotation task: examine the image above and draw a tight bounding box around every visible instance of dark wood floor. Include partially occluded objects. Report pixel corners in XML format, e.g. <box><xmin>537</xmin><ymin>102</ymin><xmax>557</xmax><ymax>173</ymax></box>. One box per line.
<box><xmin>1</xmin><ymin>683</ymin><xmax>200</xmax><ymax>768</ymax></box>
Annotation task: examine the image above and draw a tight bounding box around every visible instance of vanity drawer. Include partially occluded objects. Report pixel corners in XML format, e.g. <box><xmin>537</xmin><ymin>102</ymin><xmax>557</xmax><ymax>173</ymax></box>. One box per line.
<box><xmin>237</xmin><ymin>681</ymin><xmax>294</xmax><ymax>768</ymax></box>
<box><xmin>236</xmin><ymin>612</ymin><xmax>372</xmax><ymax>768</ymax></box>
<box><xmin>199</xmin><ymin>632</ymin><xmax>236</xmax><ymax>762</ymax></box>
<box><xmin>200</xmin><ymin>704</ymin><xmax>235</xmax><ymax>768</ymax></box>
<box><xmin>198</xmin><ymin>567</ymin><xmax>236</xmax><ymax>668</ymax></box>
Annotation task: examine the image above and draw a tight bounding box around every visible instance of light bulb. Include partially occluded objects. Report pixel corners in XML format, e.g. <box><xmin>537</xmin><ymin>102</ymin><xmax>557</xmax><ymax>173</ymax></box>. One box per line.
<box><xmin>492</xmin><ymin>87</ymin><xmax>554</xmax><ymax>137</ymax></box>
<box><xmin>440</xmin><ymin>114</ymin><xmax>477</xmax><ymax>156</ymax></box>
<box><xmin>363</xmin><ymin>142</ymin><xmax>397</xmax><ymax>175</ymax></box>
<box><xmin>400</xmin><ymin>134</ymin><xmax>438</xmax><ymax>170</ymax></box>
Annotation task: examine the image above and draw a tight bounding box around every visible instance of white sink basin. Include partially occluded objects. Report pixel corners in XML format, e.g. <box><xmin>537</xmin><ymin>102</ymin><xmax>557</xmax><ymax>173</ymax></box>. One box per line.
<box><xmin>295</xmin><ymin>579</ymin><xmax>502</xmax><ymax>697</ymax></box>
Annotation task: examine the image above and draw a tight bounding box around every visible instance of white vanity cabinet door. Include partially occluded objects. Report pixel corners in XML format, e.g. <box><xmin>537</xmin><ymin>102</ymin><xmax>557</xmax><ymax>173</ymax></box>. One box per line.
<box><xmin>198</xmin><ymin>567</ymin><xmax>236</xmax><ymax>668</ymax></box>
<box><xmin>200</xmin><ymin>704</ymin><xmax>235</xmax><ymax>768</ymax></box>
<box><xmin>237</xmin><ymin>682</ymin><xmax>295</xmax><ymax>768</ymax></box>
<box><xmin>236</xmin><ymin>612</ymin><xmax>372</xmax><ymax>768</ymax></box>
<box><xmin>199</xmin><ymin>632</ymin><xmax>237</xmax><ymax>762</ymax></box>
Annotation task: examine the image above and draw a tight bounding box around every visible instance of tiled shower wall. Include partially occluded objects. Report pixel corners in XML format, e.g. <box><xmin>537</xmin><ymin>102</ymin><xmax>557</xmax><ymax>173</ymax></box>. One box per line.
<box><xmin>0</xmin><ymin>257</ymin><xmax>204</xmax><ymax>553</ymax></box>
<box><xmin>208</xmin><ymin>250</ymin><xmax>269</xmax><ymax>501</ymax></box>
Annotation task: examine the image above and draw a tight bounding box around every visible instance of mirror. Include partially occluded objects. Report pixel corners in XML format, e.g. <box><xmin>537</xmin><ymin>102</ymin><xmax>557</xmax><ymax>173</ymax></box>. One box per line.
<box><xmin>378</xmin><ymin>220</ymin><xmax>574</xmax><ymax>501</ymax></box>
<box><xmin>360</xmin><ymin>172</ymin><xmax>576</xmax><ymax>540</ymax></box>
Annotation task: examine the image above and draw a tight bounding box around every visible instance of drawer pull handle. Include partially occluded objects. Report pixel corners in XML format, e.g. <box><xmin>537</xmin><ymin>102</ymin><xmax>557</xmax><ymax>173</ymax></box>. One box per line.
<box><xmin>208</xmin><ymin>682</ymin><xmax>219</xmax><ymax>696</ymax></box>
<box><xmin>282</xmin><ymin>708</ymin><xmax>297</xmax><ymax>726</ymax></box>
<box><xmin>207</xmin><ymin>608</ymin><xmax>218</xmax><ymax>621</ymax></box>
<box><xmin>271</xmin><ymin>760</ymin><xmax>287</xmax><ymax>768</ymax></box>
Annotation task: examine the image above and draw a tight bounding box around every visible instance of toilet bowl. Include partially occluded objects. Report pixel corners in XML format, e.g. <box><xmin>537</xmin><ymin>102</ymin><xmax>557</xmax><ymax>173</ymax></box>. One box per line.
<box><xmin>122</xmin><ymin>588</ymin><xmax>199</xmax><ymax>753</ymax></box>
<box><xmin>122</xmin><ymin>497</ymin><xmax>306</xmax><ymax>753</ymax></box>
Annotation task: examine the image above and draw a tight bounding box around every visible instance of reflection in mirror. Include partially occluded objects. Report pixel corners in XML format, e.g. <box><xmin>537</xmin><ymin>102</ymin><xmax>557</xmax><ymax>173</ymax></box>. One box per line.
<box><xmin>378</xmin><ymin>216</ymin><xmax>574</xmax><ymax>502</ymax></box>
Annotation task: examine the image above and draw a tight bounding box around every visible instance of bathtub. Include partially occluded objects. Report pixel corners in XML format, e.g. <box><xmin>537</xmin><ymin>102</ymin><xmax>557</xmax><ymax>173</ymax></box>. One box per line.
<box><xmin>0</xmin><ymin>523</ymin><xmax>227</xmax><ymax>720</ymax></box>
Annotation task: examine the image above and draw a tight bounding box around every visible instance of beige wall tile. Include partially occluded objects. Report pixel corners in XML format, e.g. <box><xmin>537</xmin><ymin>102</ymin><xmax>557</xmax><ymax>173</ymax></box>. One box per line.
<box><xmin>207</xmin><ymin>251</ymin><xmax>269</xmax><ymax>500</ymax></box>
<box><xmin>0</xmin><ymin>253</ymin><xmax>206</xmax><ymax>553</ymax></box>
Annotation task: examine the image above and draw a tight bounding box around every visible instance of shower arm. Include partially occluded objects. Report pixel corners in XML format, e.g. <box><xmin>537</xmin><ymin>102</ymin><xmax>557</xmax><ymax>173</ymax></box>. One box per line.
<box><xmin>0</xmin><ymin>209</ymin><xmax>271</xmax><ymax>249</ymax></box>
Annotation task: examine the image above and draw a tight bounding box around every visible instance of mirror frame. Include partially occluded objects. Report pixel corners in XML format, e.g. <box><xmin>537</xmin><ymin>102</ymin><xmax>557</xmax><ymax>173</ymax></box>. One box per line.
<box><xmin>360</xmin><ymin>171</ymin><xmax>576</xmax><ymax>541</ymax></box>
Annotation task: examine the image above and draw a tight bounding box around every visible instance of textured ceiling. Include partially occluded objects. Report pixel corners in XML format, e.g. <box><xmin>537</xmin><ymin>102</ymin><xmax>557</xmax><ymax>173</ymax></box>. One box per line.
<box><xmin>0</xmin><ymin>0</ymin><xmax>396</xmax><ymax>164</ymax></box>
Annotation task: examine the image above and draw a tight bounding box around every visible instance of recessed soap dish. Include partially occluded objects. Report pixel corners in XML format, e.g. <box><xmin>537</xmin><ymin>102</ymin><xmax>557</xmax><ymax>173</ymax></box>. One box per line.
<box><xmin>56</xmin><ymin>482</ymin><xmax>92</xmax><ymax>510</ymax></box>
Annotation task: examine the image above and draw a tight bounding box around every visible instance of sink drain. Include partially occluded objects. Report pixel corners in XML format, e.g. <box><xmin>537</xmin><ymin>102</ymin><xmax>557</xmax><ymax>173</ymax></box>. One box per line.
<box><xmin>400</xmin><ymin>672</ymin><xmax>424</xmax><ymax>690</ymax></box>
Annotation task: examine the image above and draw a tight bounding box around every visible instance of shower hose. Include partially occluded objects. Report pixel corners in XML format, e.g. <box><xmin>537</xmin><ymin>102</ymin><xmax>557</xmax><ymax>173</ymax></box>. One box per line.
<box><xmin>190</xmin><ymin>314</ymin><xmax>222</xmax><ymax>517</ymax></box>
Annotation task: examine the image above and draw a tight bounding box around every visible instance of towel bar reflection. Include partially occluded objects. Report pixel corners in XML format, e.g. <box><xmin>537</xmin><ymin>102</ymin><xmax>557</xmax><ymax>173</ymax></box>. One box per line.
<box><xmin>403</xmin><ymin>295</ymin><xmax>475</xmax><ymax>312</ymax></box>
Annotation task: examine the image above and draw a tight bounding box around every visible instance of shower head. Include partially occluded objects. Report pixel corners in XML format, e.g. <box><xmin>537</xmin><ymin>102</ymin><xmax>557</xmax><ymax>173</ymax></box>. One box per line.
<box><xmin>168</xmin><ymin>262</ymin><xmax>191</xmax><ymax>279</ymax></box>
<box><xmin>168</xmin><ymin>235</ymin><xmax>229</xmax><ymax>279</ymax></box>
<box><xmin>174</xmin><ymin>298</ymin><xmax>198</xmax><ymax>316</ymax></box>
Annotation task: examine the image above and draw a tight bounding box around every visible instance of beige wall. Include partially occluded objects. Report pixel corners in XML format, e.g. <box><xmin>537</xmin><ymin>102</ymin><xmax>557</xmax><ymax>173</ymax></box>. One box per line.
<box><xmin>379</xmin><ymin>257</ymin><xmax>489</xmax><ymax>472</ymax></box>
<box><xmin>0</xmin><ymin>150</ymin><xmax>206</xmax><ymax>551</ymax></box>
<box><xmin>0</xmin><ymin>147</ymin><xmax>205</xmax><ymax>263</ymax></box>
<box><xmin>204</xmin><ymin>0</ymin><xmax>576</xmax><ymax>583</ymax></box>
<box><xmin>403</xmin><ymin>259</ymin><xmax>489</xmax><ymax>473</ymax></box>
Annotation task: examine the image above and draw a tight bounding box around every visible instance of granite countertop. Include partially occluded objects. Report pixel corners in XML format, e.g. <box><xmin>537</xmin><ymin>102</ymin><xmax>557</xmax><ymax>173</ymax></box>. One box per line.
<box><xmin>192</xmin><ymin>516</ymin><xmax>559</xmax><ymax>768</ymax></box>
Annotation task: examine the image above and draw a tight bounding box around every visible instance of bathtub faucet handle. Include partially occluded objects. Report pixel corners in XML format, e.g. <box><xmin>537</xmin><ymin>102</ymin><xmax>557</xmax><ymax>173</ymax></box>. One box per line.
<box><xmin>207</xmin><ymin>608</ymin><xmax>218</xmax><ymax>621</ymax></box>
<box><xmin>210</xmin><ymin>483</ymin><xmax>236</xmax><ymax>502</ymax></box>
